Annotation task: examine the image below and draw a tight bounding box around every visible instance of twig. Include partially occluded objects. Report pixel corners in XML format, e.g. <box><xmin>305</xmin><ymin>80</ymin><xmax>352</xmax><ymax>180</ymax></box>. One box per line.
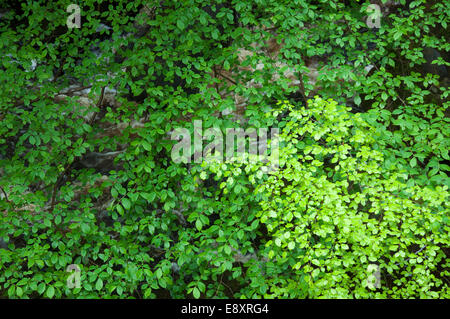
<box><xmin>217</xmin><ymin>70</ymin><xmax>238</xmax><ymax>85</ymax></box>
<box><xmin>172</xmin><ymin>209</ymin><xmax>187</xmax><ymax>225</ymax></box>
<box><xmin>59</xmin><ymin>85</ymin><xmax>93</xmax><ymax>96</ymax></box>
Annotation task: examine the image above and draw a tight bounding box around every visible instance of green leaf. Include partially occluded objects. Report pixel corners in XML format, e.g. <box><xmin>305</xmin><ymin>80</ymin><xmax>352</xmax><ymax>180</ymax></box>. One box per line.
<box><xmin>224</xmin><ymin>60</ymin><xmax>230</xmax><ymax>71</ymax></box>
<box><xmin>193</xmin><ymin>287</ymin><xmax>200</xmax><ymax>299</ymax></box>
<box><xmin>122</xmin><ymin>198</ymin><xmax>131</xmax><ymax>211</ymax></box>
<box><xmin>177</xmin><ymin>20</ymin><xmax>185</xmax><ymax>30</ymax></box>
<box><xmin>37</xmin><ymin>283</ymin><xmax>46</xmax><ymax>295</ymax></box>
<box><xmin>141</xmin><ymin>192</ymin><xmax>156</xmax><ymax>202</ymax></box>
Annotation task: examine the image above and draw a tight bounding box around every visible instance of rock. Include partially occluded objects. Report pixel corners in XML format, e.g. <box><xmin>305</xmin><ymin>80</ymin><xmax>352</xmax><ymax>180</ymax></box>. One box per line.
<box><xmin>78</xmin><ymin>151</ymin><xmax>123</xmax><ymax>173</ymax></box>
<box><xmin>0</xmin><ymin>237</ymin><xmax>8</xmax><ymax>250</ymax></box>
<box><xmin>97</xmin><ymin>210</ymin><xmax>115</xmax><ymax>227</ymax></box>
<box><xmin>423</xmin><ymin>47</ymin><xmax>447</xmax><ymax>79</ymax></box>
<box><xmin>53</xmin><ymin>94</ymin><xmax>95</xmax><ymax>122</ymax></box>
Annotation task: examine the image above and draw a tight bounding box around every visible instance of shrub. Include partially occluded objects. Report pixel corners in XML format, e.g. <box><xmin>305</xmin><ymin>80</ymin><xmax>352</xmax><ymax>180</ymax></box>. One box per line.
<box><xmin>203</xmin><ymin>97</ymin><xmax>449</xmax><ymax>298</ymax></box>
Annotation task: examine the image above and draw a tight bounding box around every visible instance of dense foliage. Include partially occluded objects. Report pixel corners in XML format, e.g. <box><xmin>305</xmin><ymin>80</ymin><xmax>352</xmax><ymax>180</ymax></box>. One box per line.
<box><xmin>0</xmin><ymin>0</ymin><xmax>448</xmax><ymax>298</ymax></box>
<box><xmin>203</xmin><ymin>97</ymin><xmax>448</xmax><ymax>297</ymax></box>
